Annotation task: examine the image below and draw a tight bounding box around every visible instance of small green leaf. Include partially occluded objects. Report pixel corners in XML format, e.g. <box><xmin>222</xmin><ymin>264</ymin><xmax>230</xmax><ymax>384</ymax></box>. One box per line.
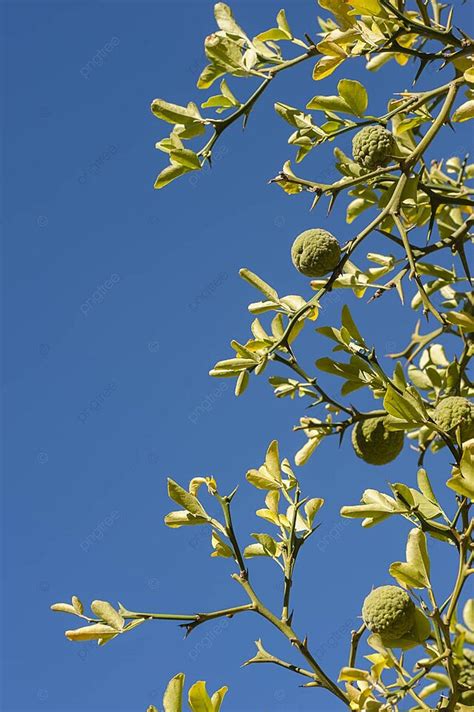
<box><xmin>243</xmin><ymin>543</ymin><xmax>268</xmax><ymax>557</ymax></box>
<box><xmin>71</xmin><ymin>596</ymin><xmax>84</xmax><ymax>615</ymax></box>
<box><xmin>211</xmin><ymin>531</ymin><xmax>233</xmax><ymax>558</ymax></box>
<box><xmin>164</xmin><ymin>511</ymin><xmax>209</xmax><ymax>528</ymax></box>
<box><xmin>383</xmin><ymin>385</ymin><xmax>422</xmax><ymax>422</ymax></box>
<box><xmin>265</xmin><ymin>440</ymin><xmax>281</xmax><ymax>481</ymax></box>
<box><xmin>406</xmin><ymin>528</ymin><xmax>430</xmax><ymax>585</ymax></box>
<box><xmin>452</xmin><ymin>100</ymin><xmax>474</xmax><ymax>122</ymax></box>
<box><xmin>65</xmin><ymin>623</ymin><xmax>118</xmax><ymax>642</ymax></box>
<box><xmin>170</xmin><ymin>149</ymin><xmax>201</xmax><ymax>170</ymax></box>
<box><xmin>168</xmin><ymin>479</ymin><xmax>209</xmax><ymax>519</ymax></box>
<box><xmin>252</xmin><ymin>532</ymin><xmax>277</xmax><ymax>556</ymax></box>
<box><xmin>338</xmin><ymin>79</ymin><xmax>368</xmax><ymax>116</ymax></box>
<box><xmin>163</xmin><ymin>672</ymin><xmax>185</xmax><ymax>712</ymax></box>
<box><xmin>416</xmin><ymin>468</ymin><xmax>437</xmax><ymax>504</ymax></box>
<box><xmin>151</xmin><ymin>99</ymin><xmax>203</xmax><ymax>125</ymax></box>
<box><xmin>307</xmin><ymin>95</ymin><xmax>351</xmax><ymax>114</ymax></box>
<box><xmin>277</xmin><ymin>9</ymin><xmax>292</xmax><ymax>36</ymax></box>
<box><xmin>235</xmin><ymin>370</ymin><xmax>249</xmax><ymax>396</ymax></box>
<box><xmin>51</xmin><ymin>603</ymin><xmax>77</xmax><ymax>614</ymax></box>
<box><xmin>338</xmin><ymin>667</ymin><xmax>369</xmax><ymax>682</ymax></box>
<box><xmin>246</xmin><ymin>466</ymin><xmax>281</xmax><ymax>490</ymax></box>
<box><xmin>211</xmin><ymin>686</ymin><xmax>228</xmax><ymax>712</ymax></box>
<box><xmin>304</xmin><ymin>498</ymin><xmax>324</xmax><ymax>526</ymax></box>
<box><xmin>188</xmin><ymin>680</ymin><xmax>214</xmax><ymax>712</ymax></box>
<box><xmin>91</xmin><ymin>600</ymin><xmax>124</xmax><ymax>631</ymax></box>
<box><xmin>463</xmin><ymin>599</ymin><xmax>474</xmax><ymax>632</ymax></box>
<box><xmin>214</xmin><ymin>2</ymin><xmax>247</xmax><ymax>38</ymax></box>
<box><xmin>341</xmin><ymin>304</ymin><xmax>365</xmax><ymax>344</ymax></box>
<box><xmin>154</xmin><ymin>163</ymin><xmax>189</xmax><ymax>190</ymax></box>
<box><xmin>312</xmin><ymin>55</ymin><xmax>345</xmax><ymax>81</ymax></box>
<box><xmin>389</xmin><ymin>562</ymin><xmax>427</xmax><ymax>589</ymax></box>
<box><xmin>239</xmin><ymin>269</ymin><xmax>278</xmax><ymax>301</ymax></box>
<box><xmin>197</xmin><ymin>64</ymin><xmax>226</xmax><ymax>90</ymax></box>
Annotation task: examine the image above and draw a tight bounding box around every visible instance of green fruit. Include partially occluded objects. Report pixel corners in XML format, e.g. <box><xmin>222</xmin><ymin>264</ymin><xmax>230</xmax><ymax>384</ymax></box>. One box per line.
<box><xmin>352</xmin><ymin>416</ymin><xmax>404</xmax><ymax>466</ymax></box>
<box><xmin>291</xmin><ymin>229</ymin><xmax>341</xmax><ymax>278</ymax></box>
<box><xmin>352</xmin><ymin>125</ymin><xmax>396</xmax><ymax>170</ymax></box>
<box><xmin>432</xmin><ymin>396</ymin><xmax>474</xmax><ymax>442</ymax></box>
<box><xmin>362</xmin><ymin>585</ymin><xmax>415</xmax><ymax>639</ymax></box>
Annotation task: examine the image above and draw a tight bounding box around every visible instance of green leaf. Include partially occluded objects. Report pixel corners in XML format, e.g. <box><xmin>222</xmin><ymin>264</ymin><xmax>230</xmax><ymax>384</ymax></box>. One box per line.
<box><xmin>163</xmin><ymin>672</ymin><xmax>185</xmax><ymax>712</ymax></box>
<box><xmin>338</xmin><ymin>667</ymin><xmax>369</xmax><ymax>682</ymax></box>
<box><xmin>151</xmin><ymin>99</ymin><xmax>203</xmax><ymax>125</ymax></box>
<box><xmin>235</xmin><ymin>370</ymin><xmax>249</xmax><ymax>396</ymax></box>
<box><xmin>168</xmin><ymin>479</ymin><xmax>209</xmax><ymax>519</ymax></box>
<box><xmin>50</xmin><ymin>602</ymin><xmax>77</xmax><ymax>614</ymax></box>
<box><xmin>390</xmin><ymin>528</ymin><xmax>430</xmax><ymax>589</ymax></box>
<box><xmin>347</xmin><ymin>0</ymin><xmax>381</xmax><ymax>14</ymax></box>
<box><xmin>463</xmin><ymin>599</ymin><xmax>474</xmax><ymax>632</ymax></box>
<box><xmin>211</xmin><ymin>531</ymin><xmax>233</xmax><ymax>558</ymax></box>
<box><xmin>220</xmin><ymin>79</ymin><xmax>238</xmax><ymax>103</ymax></box>
<box><xmin>252</xmin><ymin>533</ymin><xmax>277</xmax><ymax>556</ymax></box>
<box><xmin>406</xmin><ymin>528</ymin><xmax>430</xmax><ymax>584</ymax></box>
<box><xmin>307</xmin><ymin>95</ymin><xmax>351</xmax><ymax>114</ymax></box>
<box><xmin>341</xmin><ymin>304</ymin><xmax>365</xmax><ymax>344</ymax></box>
<box><xmin>312</xmin><ymin>55</ymin><xmax>345</xmax><ymax>81</ymax></box>
<box><xmin>256</xmin><ymin>28</ymin><xmax>291</xmax><ymax>41</ymax></box>
<box><xmin>389</xmin><ymin>562</ymin><xmax>427</xmax><ymax>589</ymax></box>
<box><xmin>417</xmin><ymin>468</ymin><xmax>437</xmax><ymax>505</ymax></box>
<box><xmin>197</xmin><ymin>64</ymin><xmax>226</xmax><ymax>90</ymax></box>
<box><xmin>154</xmin><ymin>164</ymin><xmax>189</xmax><ymax>190</ymax></box>
<box><xmin>304</xmin><ymin>498</ymin><xmax>324</xmax><ymax>526</ymax></box>
<box><xmin>205</xmin><ymin>35</ymin><xmax>244</xmax><ymax>73</ymax></box>
<box><xmin>90</xmin><ymin>600</ymin><xmax>124</xmax><ymax>631</ymax></box>
<box><xmin>246</xmin><ymin>466</ymin><xmax>281</xmax><ymax>490</ymax></box>
<box><xmin>265</xmin><ymin>440</ymin><xmax>281</xmax><ymax>481</ymax></box>
<box><xmin>164</xmin><ymin>511</ymin><xmax>209</xmax><ymax>528</ymax></box>
<box><xmin>188</xmin><ymin>680</ymin><xmax>214</xmax><ymax>712</ymax></box>
<box><xmin>65</xmin><ymin>623</ymin><xmax>118</xmax><ymax>642</ymax></box>
<box><xmin>277</xmin><ymin>9</ymin><xmax>292</xmax><ymax>34</ymax></box>
<box><xmin>214</xmin><ymin>2</ymin><xmax>247</xmax><ymax>38</ymax></box>
<box><xmin>444</xmin><ymin>311</ymin><xmax>474</xmax><ymax>330</ymax></box>
<box><xmin>383</xmin><ymin>385</ymin><xmax>422</xmax><ymax>422</ymax></box>
<box><xmin>211</xmin><ymin>687</ymin><xmax>228</xmax><ymax>712</ymax></box>
<box><xmin>170</xmin><ymin>149</ymin><xmax>201</xmax><ymax>170</ymax></box>
<box><xmin>239</xmin><ymin>268</ymin><xmax>279</xmax><ymax>301</ymax></box>
<box><xmin>243</xmin><ymin>543</ymin><xmax>268</xmax><ymax>557</ymax></box>
<box><xmin>452</xmin><ymin>100</ymin><xmax>474</xmax><ymax>122</ymax></box>
<box><xmin>338</xmin><ymin>79</ymin><xmax>368</xmax><ymax>116</ymax></box>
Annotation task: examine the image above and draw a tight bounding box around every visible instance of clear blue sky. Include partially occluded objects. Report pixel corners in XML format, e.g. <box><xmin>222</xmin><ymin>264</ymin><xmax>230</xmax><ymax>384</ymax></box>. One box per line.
<box><xmin>2</xmin><ymin>1</ymin><xmax>472</xmax><ymax>711</ymax></box>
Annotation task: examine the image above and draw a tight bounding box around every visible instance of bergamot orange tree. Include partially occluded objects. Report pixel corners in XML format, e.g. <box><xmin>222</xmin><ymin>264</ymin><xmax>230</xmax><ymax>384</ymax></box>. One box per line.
<box><xmin>52</xmin><ymin>1</ymin><xmax>474</xmax><ymax>710</ymax></box>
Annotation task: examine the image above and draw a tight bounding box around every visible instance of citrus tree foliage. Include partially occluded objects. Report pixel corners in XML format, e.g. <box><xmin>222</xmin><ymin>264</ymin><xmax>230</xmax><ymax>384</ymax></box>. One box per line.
<box><xmin>52</xmin><ymin>1</ymin><xmax>474</xmax><ymax>710</ymax></box>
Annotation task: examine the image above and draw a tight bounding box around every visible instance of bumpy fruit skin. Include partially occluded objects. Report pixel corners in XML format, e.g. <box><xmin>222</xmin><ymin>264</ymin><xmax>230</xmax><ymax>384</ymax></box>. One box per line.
<box><xmin>352</xmin><ymin>416</ymin><xmax>404</xmax><ymax>465</ymax></box>
<box><xmin>362</xmin><ymin>586</ymin><xmax>415</xmax><ymax>639</ymax></box>
<box><xmin>352</xmin><ymin>125</ymin><xmax>396</xmax><ymax>170</ymax></box>
<box><xmin>433</xmin><ymin>396</ymin><xmax>474</xmax><ymax>441</ymax></box>
<box><xmin>291</xmin><ymin>229</ymin><xmax>341</xmax><ymax>278</ymax></box>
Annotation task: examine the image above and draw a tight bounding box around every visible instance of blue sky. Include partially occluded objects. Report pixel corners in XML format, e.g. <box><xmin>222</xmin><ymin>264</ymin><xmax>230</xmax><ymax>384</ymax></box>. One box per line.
<box><xmin>2</xmin><ymin>1</ymin><xmax>473</xmax><ymax>711</ymax></box>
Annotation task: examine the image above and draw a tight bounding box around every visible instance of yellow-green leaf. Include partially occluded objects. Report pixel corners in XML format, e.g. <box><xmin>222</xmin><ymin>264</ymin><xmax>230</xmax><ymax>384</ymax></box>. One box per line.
<box><xmin>91</xmin><ymin>600</ymin><xmax>124</xmax><ymax>631</ymax></box>
<box><xmin>338</xmin><ymin>78</ymin><xmax>368</xmax><ymax>116</ymax></box>
<box><xmin>188</xmin><ymin>680</ymin><xmax>214</xmax><ymax>712</ymax></box>
<box><xmin>452</xmin><ymin>100</ymin><xmax>474</xmax><ymax>122</ymax></box>
<box><xmin>312</xmin><ymin>55</ymin><xmax>345</xmax><ymax>81</ymax></box>
<box><xmin>65</xmin><ymin>623</ymin><xmax>118</xmax><ymax>642</ymax></box>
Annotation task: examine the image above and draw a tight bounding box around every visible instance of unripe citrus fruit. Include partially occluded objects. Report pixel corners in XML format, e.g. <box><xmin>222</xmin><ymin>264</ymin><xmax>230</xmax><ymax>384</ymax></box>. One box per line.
<box><xmin>352</xmin><ymin>125</ymin><xmax>396</xmax><ymax>170</ymax></box>
<box><xmin>291</xmin><ymin>229</ymin><xmax>341</xmax><ymax>278</ymax></box>
<box><xmin>432</xmin><ymin>396</ymin><xmax>474</xmax><ymax>441</ymax></box>
<box><xmin>351</xmin><ymin>416</ymin><xmax>404</xmax><ymax>465</ymax></box>
<box><xmin>362</xmin><ymin>585</ymin><xmax>415</xmax><ymax>639</ymax></box>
